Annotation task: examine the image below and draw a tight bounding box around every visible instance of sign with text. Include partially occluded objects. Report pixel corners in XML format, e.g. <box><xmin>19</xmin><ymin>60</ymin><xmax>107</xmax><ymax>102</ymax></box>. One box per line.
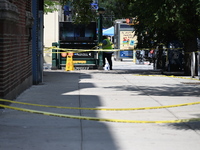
<box><xmin>73</xmin><ymin>52</ymin><xmax>94</xmax><ymax>58</ymax></box>
<box><xmin>120</xmin><ymin>31</ymin><xmax>137</xmax><ymax>50</ymax></box>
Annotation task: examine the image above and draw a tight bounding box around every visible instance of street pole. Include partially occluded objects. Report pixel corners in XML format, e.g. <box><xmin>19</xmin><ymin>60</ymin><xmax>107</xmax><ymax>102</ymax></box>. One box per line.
<box><xmin>97</xmin><ymin>7</ymin><xmax>105</xmax><ymax>70</ymax></box>
<box><xmin>98</xmin><ymin>13</ymin><xmax>103</xmax><ymax>70</ymax></box>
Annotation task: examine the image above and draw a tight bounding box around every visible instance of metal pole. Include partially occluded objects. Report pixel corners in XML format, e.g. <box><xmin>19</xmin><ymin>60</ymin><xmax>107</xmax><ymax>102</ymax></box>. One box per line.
<box><xmin>98</xmin><ymin>14</ymin><xmax>104</xmax><ymax>70</ymax></box>
<box><xmin>198</xmin><ymin>52</ymin><xmax>200</xmax><ymax>80</ymax></box>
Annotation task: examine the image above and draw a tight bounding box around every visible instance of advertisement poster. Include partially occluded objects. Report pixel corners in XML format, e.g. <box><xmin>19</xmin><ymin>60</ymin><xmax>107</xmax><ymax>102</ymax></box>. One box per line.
<box><xmin>119</xmin><ymin>31</ymin><xmax>137</xmax><ymax>58</ymax></box>
<box><xmin>120</xmin><ymin>31</ymin><xmax>137</xmax><ymax>49</ymax></box>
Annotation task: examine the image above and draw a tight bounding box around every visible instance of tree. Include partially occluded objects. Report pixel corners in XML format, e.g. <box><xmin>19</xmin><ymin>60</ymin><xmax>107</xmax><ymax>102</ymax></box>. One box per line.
<box><xmin>103</xmin><ymin>0</ymin><xmax>200</xmax><ymax>75</ymax></box>
<box><xmin>44</xmin><ymin>0</ymin><xmax>60</xmax><ymax>14</ymax></box>
<box><xmin>49</xmin><ymin>0</ymin><xmax>98</xmax><ymax>24</ymax></box>
<box><xmin>129</xmin><ymin>0</ymin><xmax>200</xmax><ymax>74</ymax></box>
<box><xmin>68</xmin><ymin>0</ymin><xmax>97</xmax><ymax>24</ymax></box>
<box><xmin>44</xmin><ymin>0</ymin><xmax>117</xmax><ymax>26</ymax></box>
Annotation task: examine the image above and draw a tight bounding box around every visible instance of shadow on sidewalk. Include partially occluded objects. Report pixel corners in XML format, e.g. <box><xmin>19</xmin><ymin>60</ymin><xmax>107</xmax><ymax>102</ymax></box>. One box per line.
<box><xmin>0</xmin><ymin>71</ymin><xmax>118</xmax><ymax>150</ymax></box>
<box><xmin>93</xmin><ymin>68</ymin><xmax>193</xmax><ymax>77</ymax></box>
<box><xmin>168</xmin><ymin>117</ymin><xmax>200</xmax><ymax>131</ymax></box>
<box><xmin>103</xmin><ymin>84</ymin><xmax>200</xmax><ymax>97</ymax></box>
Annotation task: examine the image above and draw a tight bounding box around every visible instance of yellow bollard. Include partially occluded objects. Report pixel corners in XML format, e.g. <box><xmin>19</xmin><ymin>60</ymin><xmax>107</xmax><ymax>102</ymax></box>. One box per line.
<box><xmin>65</xmin><ymin>53</ymin><xmax>74</xmax><ymax>71</ymax></box>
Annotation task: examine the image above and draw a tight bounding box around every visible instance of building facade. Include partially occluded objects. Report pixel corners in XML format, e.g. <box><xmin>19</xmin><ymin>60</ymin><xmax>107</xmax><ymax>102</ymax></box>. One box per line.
<box><xmin>0</xmin><ymin>0</ymin><xmax>33</xmax><ymax>99</ymax></box>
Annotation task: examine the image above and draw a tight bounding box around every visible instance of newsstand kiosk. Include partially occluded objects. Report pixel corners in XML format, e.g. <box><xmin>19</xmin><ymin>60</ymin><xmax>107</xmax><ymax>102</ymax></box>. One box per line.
<box><xmin>52</xmin><ymin>21</ymin><xmax>98</xmax><ymax>70</ymax></box>
<box><xmin>113</xmin><ymin>19</ymin><xmax>137</xmax><ymax>61</ymax></box>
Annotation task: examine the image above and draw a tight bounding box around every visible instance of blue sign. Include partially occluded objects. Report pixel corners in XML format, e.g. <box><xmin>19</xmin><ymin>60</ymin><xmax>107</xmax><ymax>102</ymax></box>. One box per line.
<box><xmin>120</xmin><ymin>51</ymin><xmax>133</xmax><ymax>58</ymax></box>
<box><xmin>91</xmin><ymin>1</ymin><xmax>98</xmax><ymax>10</ymax></box>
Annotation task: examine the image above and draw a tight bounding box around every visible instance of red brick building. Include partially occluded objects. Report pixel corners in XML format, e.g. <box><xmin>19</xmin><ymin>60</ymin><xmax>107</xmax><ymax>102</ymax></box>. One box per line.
<box><xmin>0</xmin><ymin>0</ymin><xmax>34</xmax><ymax>99</ymax></box>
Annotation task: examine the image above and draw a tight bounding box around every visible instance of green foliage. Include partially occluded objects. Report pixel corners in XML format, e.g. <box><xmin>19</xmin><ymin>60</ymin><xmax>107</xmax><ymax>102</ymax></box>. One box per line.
<box><xmin>99</xmin><ymin>0</ymin><xmax>200</xmax><ymax>48</ymax></box>
<box><xmin>71</xmin><ymin>0</ymin><xmax>97</xmax><ymax>24</ymax></box>
<box><xmin>45</xmin><ymin>0</ymin><xmax>97</xmax><ymax>24</ymax></box>
<box><xmin>44</xmin><ymin>0</ymin><xmax>200</xmax><ymax>47</ymax></box>
<box><xmin>44</xmin><ymin>0</ymin><xmax>60</xmax><ymax>14</ymax></box>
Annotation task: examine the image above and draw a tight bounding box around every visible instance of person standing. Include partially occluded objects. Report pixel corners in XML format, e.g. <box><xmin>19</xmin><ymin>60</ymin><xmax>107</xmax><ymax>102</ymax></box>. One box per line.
<box><xmin>102</xmin><ymin>36</ymin><xmax>113</xmax><ymax>70</ymax></box>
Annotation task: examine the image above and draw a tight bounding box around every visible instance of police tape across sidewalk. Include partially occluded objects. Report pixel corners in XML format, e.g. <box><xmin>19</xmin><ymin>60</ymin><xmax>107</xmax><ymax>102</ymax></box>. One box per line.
<box><xmin>44</xmin><ymin>46</ymin><xmax>119</xmax><ymax>53</ymax></box>
<box><xmin>44</xmin><ymin>46</ymin><xmax>200</xmax><ymax>53</ymax></box>
<box><xmin>0</xmin><ymin>103</ymin><xmax>200</xmax><ymax>124</ymax></box>
<box><xmin>0</xmin><ymin>99</ymin><xmax>200</xmax><ymax>111</ymax></box>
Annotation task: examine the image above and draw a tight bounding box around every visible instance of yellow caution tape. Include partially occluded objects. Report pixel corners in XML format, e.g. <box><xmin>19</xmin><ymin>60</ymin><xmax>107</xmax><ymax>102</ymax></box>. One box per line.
<box><xmin>44</xmin><ymin>45</ymin><xmax>200</xmax><ymax>55</ymax></box>
<box><xmin>133</xmin><ymin>74</ymin><xmax>200</xmax><ymax>81</ymax></box>
<box><xmin>44</xmin><ymin>46</ymin><xmax>149</xmax><ymax>53</ymax></box>
<box><xmin>0</xmin><ymin>99</ymin><xmax>200</xmax><ymax>111</ymax></box>
<box><xmin>0</xmin><ymin>104</ymin><xmax>199</xmax><ymax>123</ymax></box>
<box><xmin>44</xmin><ymin>46</ymin><xmax>118</xmax><ymax>53</ymax></box>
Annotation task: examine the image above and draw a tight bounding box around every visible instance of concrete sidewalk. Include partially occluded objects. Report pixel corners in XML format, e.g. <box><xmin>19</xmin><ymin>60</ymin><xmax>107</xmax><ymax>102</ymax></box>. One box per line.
<box><xmin>0</xmin><ymin>61</ymin><xmax>200</xmax><ymax>150</ymax></box>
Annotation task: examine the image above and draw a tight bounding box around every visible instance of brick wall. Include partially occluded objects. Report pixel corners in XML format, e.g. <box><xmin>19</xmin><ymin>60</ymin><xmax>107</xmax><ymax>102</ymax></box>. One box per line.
<box><xmin>0</xmin><ymin>0</ymin><xmax>33</xmax><ymax>99</ymax></box>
